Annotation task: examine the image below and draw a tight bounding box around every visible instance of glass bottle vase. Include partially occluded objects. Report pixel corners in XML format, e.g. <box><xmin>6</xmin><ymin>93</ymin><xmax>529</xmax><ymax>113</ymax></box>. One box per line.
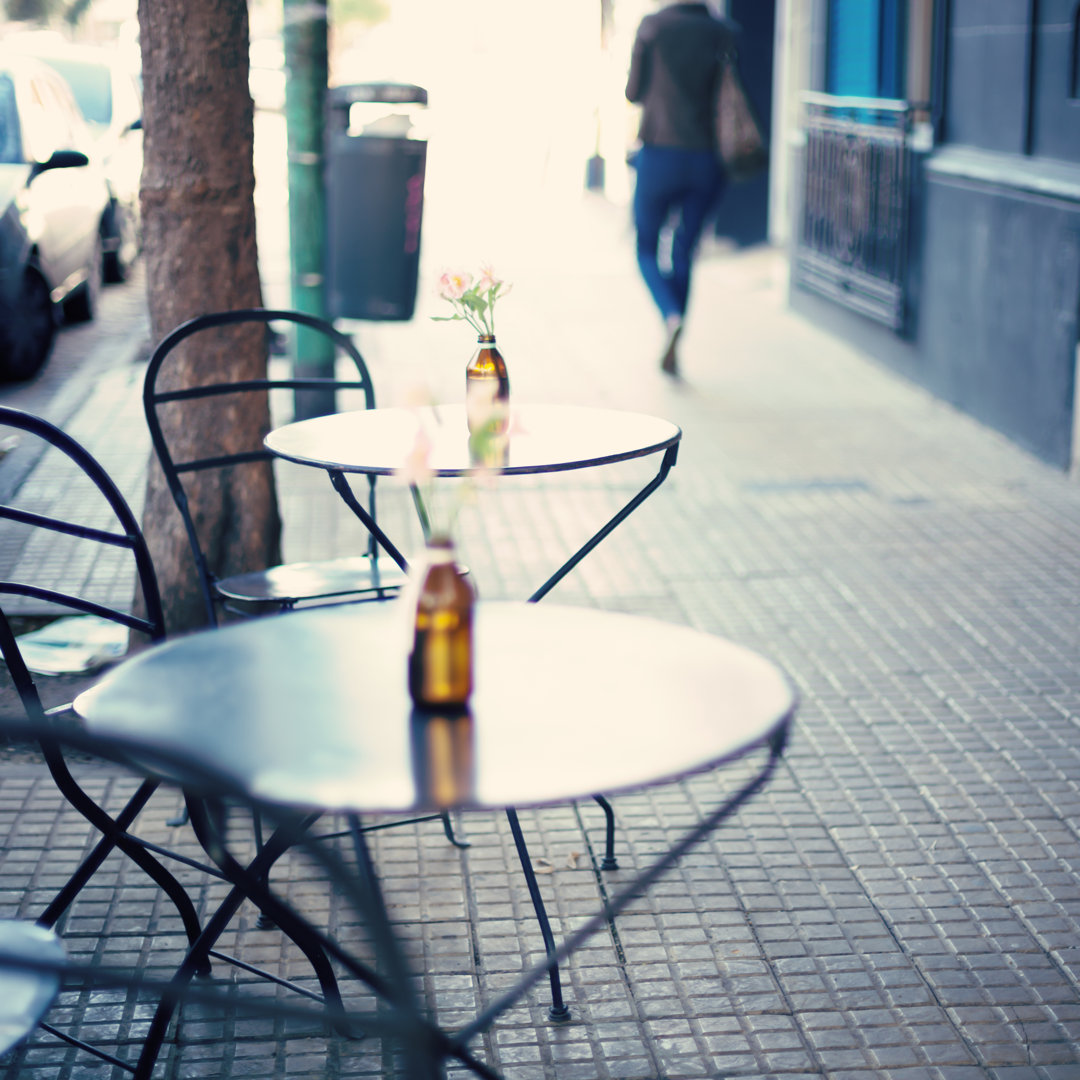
<box><xmin>465</xmin><ymin>334</ymin><xmax>510</xmax><ymax>437</ymax></box>
<box><xmin>408</xmin><ymin>537</ymin><xmax>476</xmax><ymax>709</ymax></box>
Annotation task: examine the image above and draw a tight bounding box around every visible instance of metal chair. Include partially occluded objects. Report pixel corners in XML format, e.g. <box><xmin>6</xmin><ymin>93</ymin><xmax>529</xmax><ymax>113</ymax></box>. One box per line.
<box><xmin>0</xmin><ymin>716</ymin><xmax>480</xmax><ymax>1080</ymax></box>
<box><xmin>0</xmin><ymin>409</ymin><xmax>354</xmax><ymax>1072</ymax></box>
<box><xmin>0</xmin><ymin>406</ymin><xmax>226</xmax><ymax>1069</ymax></box>
<box><xmin>144</xmin><ymin>311</ymin><xmax>466</xmax><ymax>849</ymax></box>
<box><xmin>0</xmin><ymin>715</ymin><xmax>359</xmax><ymax>1080</ymax></box>
<box><xmin>143</xmin><ymin>308</ymin><xmax>407</xmax><ymax>628</ymax></box>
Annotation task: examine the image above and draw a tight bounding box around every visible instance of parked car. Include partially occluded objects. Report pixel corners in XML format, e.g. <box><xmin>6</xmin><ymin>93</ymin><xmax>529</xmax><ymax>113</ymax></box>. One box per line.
<box><xmin>0</xmin><ymin>50</ymin><xmax>112</xmax><ymax>380</ymax></box>
<box><xmin>18</xmin><ymin>40</ymin><xmax>143</xmax><ymax>282</ymax></box>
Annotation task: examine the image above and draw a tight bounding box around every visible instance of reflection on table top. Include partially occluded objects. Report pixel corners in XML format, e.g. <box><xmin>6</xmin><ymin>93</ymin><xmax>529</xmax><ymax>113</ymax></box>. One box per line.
<box><xmin>74</xmin><ymin>603</ymin><xmax>794</xmax><ymax>815</ymax></box>
<box><xmin>264</xmin><ymin>403</ymin><xmax>682</xmax><ymax>477</ymax></box>
<box><xmin>0</xmin><ymin>921</ymin><xmax>63</xmax><ymax>1056</ymax></box>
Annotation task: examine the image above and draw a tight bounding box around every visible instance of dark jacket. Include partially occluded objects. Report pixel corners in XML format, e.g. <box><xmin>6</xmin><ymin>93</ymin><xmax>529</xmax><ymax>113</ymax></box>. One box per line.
<box><xmin>625</xmin><ymin>2</ymin><xmax>734</xmax><ymax>151</ymax></box>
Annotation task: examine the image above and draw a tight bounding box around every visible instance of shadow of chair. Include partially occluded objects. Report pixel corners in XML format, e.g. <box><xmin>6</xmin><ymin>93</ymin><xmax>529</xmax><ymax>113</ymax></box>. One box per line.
<box><xmin>143</xmin><ymin>308</ymin><xmax>408</xmax><ymax>628</ymax></box>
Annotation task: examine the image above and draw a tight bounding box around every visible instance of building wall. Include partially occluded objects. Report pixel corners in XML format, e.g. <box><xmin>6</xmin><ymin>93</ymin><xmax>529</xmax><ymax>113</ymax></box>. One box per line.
<box><xmin>788</xmin><ymin>0</ymin><xmax>1080</xmax><ymax>471</ymax></box>
<box><xmin>713</xmin><ymin>0</ymin><xmax>777</xmax><ymax>245</ymax></box>
<box><xmin>920</xmin><ymin>0</ymin><xmax>1080</xmax><ymax>468</ymax></box>
<box><xmin>768</xmin><ymin>0</ymin><xmax>814</xmax><ymax>246</ymax></box>
<box><xmin>945</xmin><ymin>0</ymin><xmax>1031</xmax><ymax>154</ymax></box>
<box><xmin>920</xmin><ymin>154</ymin><xmax>1080</xmax><ymax>467</ymax></box>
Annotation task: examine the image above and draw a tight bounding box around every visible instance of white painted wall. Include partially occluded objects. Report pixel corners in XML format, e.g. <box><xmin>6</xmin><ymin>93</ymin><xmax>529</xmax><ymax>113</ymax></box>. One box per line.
<box><xmin>768</xmin><ymin>0</ymin><xmax>813</xmax><ymax>247</ymax></box>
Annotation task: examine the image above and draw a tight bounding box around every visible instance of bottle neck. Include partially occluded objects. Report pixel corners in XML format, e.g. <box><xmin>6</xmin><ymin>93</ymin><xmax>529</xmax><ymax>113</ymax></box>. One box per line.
<box><xmin>477</xmin><ymin>334</ymin><xmax>496</xmax><ymax>346</ymax></box>
<box><xmin>424</xmin><ymin>537</ymin><xmax>457</xmax><ymax>564</ymax></box>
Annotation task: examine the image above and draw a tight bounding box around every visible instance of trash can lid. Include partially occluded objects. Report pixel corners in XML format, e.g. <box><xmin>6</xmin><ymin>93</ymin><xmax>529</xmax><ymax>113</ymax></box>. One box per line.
<box><xmin>327</xmin><ymin>82</ymin><xmax>427</xmax><ymax>107</ymax></box>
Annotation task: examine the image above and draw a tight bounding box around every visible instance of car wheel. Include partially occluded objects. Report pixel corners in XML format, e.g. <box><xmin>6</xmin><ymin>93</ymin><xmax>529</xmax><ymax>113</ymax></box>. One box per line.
<box><xmin>0</xmin><ymin>268</ymin><xmax>56</xmax><ymax>381</ymax></box>
<box><xmin>63</xmin><ymin>230</ymin><xmax>103</xmax><ymax>323</ymax></box>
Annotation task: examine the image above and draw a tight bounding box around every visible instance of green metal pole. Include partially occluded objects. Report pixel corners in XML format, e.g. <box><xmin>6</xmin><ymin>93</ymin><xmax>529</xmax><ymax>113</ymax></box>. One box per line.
<box><xmin>283</xmin><ymin>0</ymin><xmax>334</xmax><ymax>419</ymax></box>
<box><xmin>586</xmin><ymin>0</ymin><xmax>614</xmax><ymax>191</ymax></box>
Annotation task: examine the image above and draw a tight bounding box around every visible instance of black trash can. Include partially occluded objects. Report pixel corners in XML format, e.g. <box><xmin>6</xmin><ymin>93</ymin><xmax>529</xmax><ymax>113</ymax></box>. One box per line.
<box><xmin>325</xmin><ymin>82</ymin><xmax>428</xmax><ymax>321</ymax></box>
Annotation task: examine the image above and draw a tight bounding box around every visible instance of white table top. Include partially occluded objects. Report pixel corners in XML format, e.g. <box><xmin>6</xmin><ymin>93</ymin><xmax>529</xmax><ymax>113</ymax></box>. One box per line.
<box><xmin>264</xmin><ymin>403</ymin><xmax>681</xmax><ymax>477</ymax></box>
<box><xmin>74</xmin><ymin>603</ymin><xmax>795</xmax><ymax>815</ymax></box>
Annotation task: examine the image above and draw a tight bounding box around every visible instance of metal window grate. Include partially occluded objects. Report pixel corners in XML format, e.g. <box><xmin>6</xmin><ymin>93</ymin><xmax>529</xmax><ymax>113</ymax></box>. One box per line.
<box><xmin>794</xmin><ymin>93</ymin><xmax>912</xmax><ymax>332</ymax></box>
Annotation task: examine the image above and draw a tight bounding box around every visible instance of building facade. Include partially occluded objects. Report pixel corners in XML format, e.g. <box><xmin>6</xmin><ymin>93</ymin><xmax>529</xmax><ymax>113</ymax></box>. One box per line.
<box><xmin>779</xmin><ymin>0</ymin><xmax>1080</xmax><ymax>471</ymax></box>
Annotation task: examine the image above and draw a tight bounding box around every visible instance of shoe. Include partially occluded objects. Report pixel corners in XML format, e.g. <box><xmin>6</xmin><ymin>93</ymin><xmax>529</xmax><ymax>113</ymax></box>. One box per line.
<box><xmin>660</xmin><ymin>317</ymin><xmax>682</xmax><ymax>376</ymax></box>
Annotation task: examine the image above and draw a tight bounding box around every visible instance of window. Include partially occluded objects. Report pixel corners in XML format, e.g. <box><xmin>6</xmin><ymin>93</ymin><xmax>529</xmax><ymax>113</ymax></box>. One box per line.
<box><xmin>827</xmin><ymin>0</ymin><xmax>923</xmax><ymax>100</ymax></box>
<box><xmin>21</xmin><ymin>68</ymin><xmax>85</xmax><ymax>164</ymax></box>
<box><xmin>41</xmin><ymin>58</ymin><xmax>113</xmax><ymax>128</ymax></box>
<box><xmin>1031</xmin><ymin>0</ymin><xmax>1080</xmax><ymax>160</ymax></box>
<box><xmin>827</xmin><ymin>0</ymin><xmax>903</xmax><ymax>97</ymax></box>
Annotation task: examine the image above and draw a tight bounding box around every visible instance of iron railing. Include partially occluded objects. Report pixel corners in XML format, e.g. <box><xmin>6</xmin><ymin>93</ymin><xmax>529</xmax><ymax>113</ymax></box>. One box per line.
<box><xmin>795</xmin><ymin>93</ymin><xmax>913</xmax><ymax>332</ymax></box>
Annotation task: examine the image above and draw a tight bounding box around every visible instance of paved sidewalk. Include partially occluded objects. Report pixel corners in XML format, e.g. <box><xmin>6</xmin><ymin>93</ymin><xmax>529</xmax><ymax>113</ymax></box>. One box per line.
<box><xmin>2</xmin><ymin>191</ymin><xmax>1080</xmax><ymax>1079</ymax></box>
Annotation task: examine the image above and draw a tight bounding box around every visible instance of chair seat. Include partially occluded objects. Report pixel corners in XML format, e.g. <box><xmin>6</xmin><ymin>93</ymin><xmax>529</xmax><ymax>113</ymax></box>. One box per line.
<box><xmin>0</xmin><ymin>921</ymin><xmax>64</xmax><ymax>1055</ymax></box>
<box><xmin>215</xmin><ymin>556</ymin><xmax>409</xmax><ymax>605</ymax></box>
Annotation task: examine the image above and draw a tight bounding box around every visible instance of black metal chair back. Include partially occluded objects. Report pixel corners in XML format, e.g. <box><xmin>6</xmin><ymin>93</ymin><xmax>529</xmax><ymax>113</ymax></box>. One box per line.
<box><xmin>0</xmin><ymin>407</ymin><xmax>215</xmax><ymax>1074</ymax></box>
<box><xmin>143</xmin><ymin>308</ymin><xmax>401</xmax><ymax>627</ymax></box>
<box><xmin>0</xmin><ymin>406</ymin><xmax>165</xmax><ymax>714</ymax></box>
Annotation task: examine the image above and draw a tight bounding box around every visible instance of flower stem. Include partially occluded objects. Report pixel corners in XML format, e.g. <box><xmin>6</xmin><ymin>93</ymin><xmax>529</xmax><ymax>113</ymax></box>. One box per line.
<box><xmin>409</xmin><ymin>484</ymin><xmax>432</xmax><ymax>542</ymax></box>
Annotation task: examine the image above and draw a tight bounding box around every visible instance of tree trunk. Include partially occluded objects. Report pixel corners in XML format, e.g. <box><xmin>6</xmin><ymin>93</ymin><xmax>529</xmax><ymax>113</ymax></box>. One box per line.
<box><xmin>135</xmin><ymin>0</ymin><xmax>282</xmax><ymax>635</ymax></box>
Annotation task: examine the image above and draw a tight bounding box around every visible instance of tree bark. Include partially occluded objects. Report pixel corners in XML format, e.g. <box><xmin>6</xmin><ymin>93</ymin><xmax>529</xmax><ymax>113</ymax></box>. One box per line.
<box><xmin>135</xmin><ymin>0</ymin><xmax>281</xmax><ymax>635</ymax></box>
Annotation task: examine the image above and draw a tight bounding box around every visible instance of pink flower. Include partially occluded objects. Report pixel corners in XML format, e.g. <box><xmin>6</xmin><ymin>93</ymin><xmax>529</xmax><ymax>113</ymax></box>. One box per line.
<box><xmin>476</xmin><ymin>266</ymin><xmax>501</xmax><ymax>294</ymax></box>
<box><xmin>438</xmin><ymin>271</ymin><xmax>472</xmax><ymax>300</ymax></box>
<box><xmin>432</xmin><ymin>264</ymin><xmax>511</xmax><ymax>338</ymax></box>
<box><xmin>506</xmin><ymin>408</ymin><xmax>526</xmax><ymax>437</ymax></box>
<box><xmin>399</xmin><ymin>425</ymin><xmax>434</xmax><ymax>488</ymax></box>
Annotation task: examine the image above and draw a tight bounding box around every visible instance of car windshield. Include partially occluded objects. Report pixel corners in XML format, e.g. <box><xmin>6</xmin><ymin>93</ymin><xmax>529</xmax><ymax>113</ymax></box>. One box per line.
<box><xmin>0</xmin><ymin>75</ymin><xmax>17</xmax><ymax>163</ymax></box>
<box><xmin>39</xmin><ymin>57</ymin><xmax>112</xmax><ymax>128</ymax></box>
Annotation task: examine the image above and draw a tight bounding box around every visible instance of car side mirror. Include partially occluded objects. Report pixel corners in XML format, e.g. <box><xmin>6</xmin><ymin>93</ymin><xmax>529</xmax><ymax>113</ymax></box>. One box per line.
<box><xmin>128</xmin><ymin>117</ymin><xmax>143</xmax><ymax>132</ymax></box>
<box><xmin>30</xmin><ymin>149</ymin><xmax>90</xmax><ymax>179</ymax></box>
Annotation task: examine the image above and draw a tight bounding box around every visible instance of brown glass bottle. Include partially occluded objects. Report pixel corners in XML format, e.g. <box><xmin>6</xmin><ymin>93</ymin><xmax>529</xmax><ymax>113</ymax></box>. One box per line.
<box><xmin>465</xmin><ymin>334</ymin><xmax>510</xmax><ymax>436</ymax></box>
<box><xmin>408</xmin><ymin>538</ymin><xmax>476</xmax><ymax>709</ymax></box>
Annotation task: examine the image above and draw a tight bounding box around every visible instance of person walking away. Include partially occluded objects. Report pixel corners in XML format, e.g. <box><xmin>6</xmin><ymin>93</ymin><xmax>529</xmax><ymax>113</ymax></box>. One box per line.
<box><xmin>626</xmin><ymin>2</ymin><xmax>733</xmax><ymax>376</ymax></box>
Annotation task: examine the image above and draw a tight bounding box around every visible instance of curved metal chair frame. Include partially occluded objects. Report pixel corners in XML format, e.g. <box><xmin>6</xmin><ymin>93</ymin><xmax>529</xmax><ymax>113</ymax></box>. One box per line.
<box><xmin>0</xmin><ymin>408</ymin><xmax>333</xmax><ymax>1073</ymax></box>
<box><xmin>0</xmin><ymin>717</ymin><xmax>352</xmax><ymax>1079</ymax></box>
<box><xmin>0</xmin><ymin>407</ymin><xmax>217</xmax><ymax>1069</ymax></box>
<box><xmin>143</xmin><ymin>310</ymin><xmax>464</xmax><ymax>850</ymax></box>
<box><xmin>143</xmin><ymin>308</ymin><xmax>406</xmax><ymax>628</ymax></box>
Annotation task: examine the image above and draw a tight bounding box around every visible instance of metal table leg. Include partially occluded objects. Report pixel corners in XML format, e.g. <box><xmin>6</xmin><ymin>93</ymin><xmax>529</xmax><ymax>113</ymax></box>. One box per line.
<box><xmin>527</xmin><ymin>442</ymin><xmax>679</xmax><ymax>603</ymax></box>
<box><xmin>132</xmin><ymin>804</ymin><xmax>344</xmax><ymax>1080</ymax></box>
<box><xmin>327</xmin><ymin>469</ymin><xmax>411</xmax><ymax>573</ymax></box>
<box><xmin>505</xmin><ymin>809</ymin><xmax>571</xmax><ymax>1021</ymax></box>
<box><xmin>451</xmin><ymin>725</ymin><xmax>791</xmax><ymax>1056</ymax></box>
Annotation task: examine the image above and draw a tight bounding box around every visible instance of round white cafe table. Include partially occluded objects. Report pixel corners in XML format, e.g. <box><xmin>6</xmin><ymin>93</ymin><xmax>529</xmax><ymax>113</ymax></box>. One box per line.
<box><xmin>264</xmin><ymin>404</ymin><xmax>683</xmax><ymax>602</ymax></box>
<box><xmin>72</xmin><ymin>602</ymin><xmax>796</xmax><ymax>1075</ymax></box>
<box><xmin>74</xmin><ymin>602</ymin><xmax>794</xmax><ymax>815</ymax></box>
